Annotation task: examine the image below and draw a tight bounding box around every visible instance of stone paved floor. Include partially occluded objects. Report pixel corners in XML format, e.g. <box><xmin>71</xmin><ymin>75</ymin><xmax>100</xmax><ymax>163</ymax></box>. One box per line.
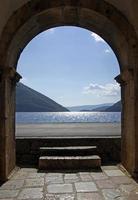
<box><xmin>0</xmin><ymin>165</ymin><xmax>138</xmax><ymax>199</ymax></box>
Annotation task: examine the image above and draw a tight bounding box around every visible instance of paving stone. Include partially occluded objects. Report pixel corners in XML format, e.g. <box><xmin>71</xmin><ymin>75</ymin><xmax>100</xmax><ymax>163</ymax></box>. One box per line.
<box><xmin>0</xmin><ymin>190</ymin><xmax>19</xmax><ymax>198</ymax></box>
<box><xmin>90</xmin><ymin>172</ymin><xmax>108</xmax><ymax>180</ymax></box>
<box><xmin>0</xmin><ymin>166</ymin><xmax>138</xmax><ymax>200</ymax></box>
<box><xmin>79</xmin><ymin>173</ymin><xmax>92</xmax><ymax>182</ymax></box>
<box><xmin>19</xmin><ymin>199</ymin><xmax>42</xmax><ymax>200</ymax></box>
<box><xmin>12</xmin><ymin>172</ymin><xmax>28</xmax><ymax>180</ymax></box>
<box><xmin>102</xmin><ymin>189</ymin><xmax>122</xmax><ymax>199</ymax></box>
<box><xmin>104</xmin><ymin>170</ymin><xmax>125</xmax><ymax>177</ymax></box>
<box><xmin>77</xmin><ymin>192</ymin><xmax>104</xmax><ymax>200</ymax></box>
<box><xmin>47</xmin><ymin>184</ymin><xmax>73</xmax><ymax>194</ymax></box>
<box><xmin>119</xmin><ymin>184</ymin><xmax>137</xmax><ymax>195</ymax></box>
<box><xmin>17</xmin><ymin>188</ymin><xmax>43</xmax><ymax>199</ymax></box>
<box><xmin>75</xmin><ymin>182</ymin><xmax>98</xmax><ymax>192</ymax></box>
<box><xmin>20</xmin><ymin>168</ymin><xmax>38</xmax><ymax>173</ymax></box>
<box><xmin>27</xmin><ymin>172</ymin><xmax>45</xmax><ymax>179</ymax></box>
<box><xmin>64</xmin><ymin>174</ymin><xmax>79</xmax><ymax>183</ymax></box>
<box><xmin>24</xmin><ymin>178</ymin><xmax>44</xmax><ymax>187</ymax></box>
<box><xmin>126</xmin><ymin>193</ymin><xmax>138</xmax><ymax>200</ymax></box>
<box><xmin>111</xmin><ymin>176</ymin><xmax>133</xmax><ymax>185</ymax></box>
<box><xmin>96</xmin><ymin>179</ymin><xmax>116</xmax><ymax>189</ymax></box>
<box><xmin>101</xmin><ymin>166</ymin><xmax>119</xmax><ymax>170</ymax></box>
<box><xmin>0</xmin><ymin>199</ymin><xmax>14</xmax><ymax>200</ymax></box>
<box><xmin>45</xmin><ymin>174</ymin><xmax>64</xmax><ymax>184</ymax></box>
<box><xmin>45</xmin><ymin>193</ymin><xmax>75</xmax><ymax>200</ymax></box>
<box><xmin>0</xmin><ymin>180</ymin><xmax>24</xmax><ymax>190</ymax></box>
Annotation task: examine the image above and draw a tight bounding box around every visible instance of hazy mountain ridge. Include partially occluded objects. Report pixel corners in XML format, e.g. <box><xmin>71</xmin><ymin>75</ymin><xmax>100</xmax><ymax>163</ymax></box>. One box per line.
<box><xmin>105</xmin><ymin>101</ymin><xmax>121</xmax><ymax>112</ymax></box>
<box><xmin>16</xmin><ymin>83</ymin><xmax>69</xmax><ymax>112</ymax></box>
<box><xmin>91</xmin><ymin>101</ymin><xmax>121</xmax><ymax>112</ymax></box>
<box><xmin>67</xmin><ymin>103</ymin><xmax>113</xmax><ymax>112</ymax></box>
<box><xmin>68</xmin><ymin>101</ymin><xmax>121</xmax><ymax>112</ymax></box>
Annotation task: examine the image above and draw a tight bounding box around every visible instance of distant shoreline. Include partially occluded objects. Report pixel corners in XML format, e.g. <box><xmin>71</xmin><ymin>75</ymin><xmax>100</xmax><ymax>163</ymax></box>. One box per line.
<box><xmin>16</xmin><ymin>122</ymin><xmax>121</xmax><ymax>138</ymax></box>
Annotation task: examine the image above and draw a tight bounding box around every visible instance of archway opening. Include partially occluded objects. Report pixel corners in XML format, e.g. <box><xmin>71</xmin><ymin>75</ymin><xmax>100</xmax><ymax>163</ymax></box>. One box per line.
<box><xmin>0</xmin><ymin>0</ymin><xmax>137</xmax><ymax>181</ymax></box>
<box><xmin>15</xmin><ymin>26</ymin><xmax>121</xmax><ymax>166</ymax></box>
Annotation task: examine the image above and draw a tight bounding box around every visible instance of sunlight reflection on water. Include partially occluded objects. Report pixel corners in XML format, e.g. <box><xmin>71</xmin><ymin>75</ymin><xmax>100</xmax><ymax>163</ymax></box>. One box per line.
<box><xmin>16</xmin><ymin>112</ymin><xmax>121</xmax><ymax>124</ymax></box>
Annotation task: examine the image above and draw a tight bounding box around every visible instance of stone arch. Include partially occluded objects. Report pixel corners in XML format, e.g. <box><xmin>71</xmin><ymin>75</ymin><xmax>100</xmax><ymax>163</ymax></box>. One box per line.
<box><xmin>0</xmin><ymin>0</ymin><xmax>138</xmax><ymax>181</ymax></box>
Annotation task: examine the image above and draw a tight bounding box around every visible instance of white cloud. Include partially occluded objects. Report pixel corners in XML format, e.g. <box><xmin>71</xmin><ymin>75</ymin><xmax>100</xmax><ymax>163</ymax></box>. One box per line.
<box><xmin>83</xmin><ymin>82</ymin><xmax>120</xmax><ymax>97</ymax></box>
<box><xmin>105</xmin><ymin>49</ymin><xmax>111</xmax><ymax>53</ymax></box>
<box><xmin>91</xmin><ymin>32</ymin><xmax>105</xmax><ymax>43</ymax></box>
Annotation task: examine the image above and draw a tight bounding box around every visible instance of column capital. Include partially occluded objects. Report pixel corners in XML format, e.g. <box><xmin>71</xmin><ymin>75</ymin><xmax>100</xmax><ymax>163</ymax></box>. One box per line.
<box><xmin>115</xmin><ymin>69</ymin><xmax>134</xmax><ymax>85</ymax></box>
<box><xmin>0</xmin><ymin>67</ymin><xmax>22</xmax><ymax>83</ymax></box>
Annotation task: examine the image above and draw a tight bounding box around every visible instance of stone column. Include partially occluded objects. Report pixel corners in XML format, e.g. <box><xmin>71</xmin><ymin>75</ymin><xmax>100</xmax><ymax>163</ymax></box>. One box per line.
<box><xmin>0</xmin><ymin>67</ymin><xmax>21</xmax><ymax>182</ymax></box>
<box><xmin>115</xmin><ymin>69</ymin><xmax>136</xmax><ymax>177</ymax></box>
<box><xmin>134</xmin><ymin>67</ymin><xmax>138</xmax><ymax>178</ymax></box>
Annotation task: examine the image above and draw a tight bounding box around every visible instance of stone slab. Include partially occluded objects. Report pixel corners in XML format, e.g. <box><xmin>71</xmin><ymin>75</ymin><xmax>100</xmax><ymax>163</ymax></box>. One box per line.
<box><xmin>45</xmin><ymin>193</ymin><xmax>75</xmax><ymax>200</ymax></box>
<box><xmin>0</xmin><ymin>190</ymin><xmax>19</xmax><ymax>198</ymax></box>
<box><xmin>64</xmin><ymin>174</ymin><xmax>79</xmax><ymax>183</ymax></box>
<box><xmin>90</xmin><ymin>172</ymin><xmax>108</xmax><ymax>180</ymax></box>
<box><xmin>77</xmin><ymin>193</ymin><xmax>104</xmax><ymax>200</ymax></box>
<box><xmin>75</xmin><ymin>182</ymin><xmax>98</xmax><ymax>192</ymax></box>
<box><xmin>24</xmin><ymin>178</ymin><xmax>44</xmax><ymax>187</ymax></box>
<box><xmin>47</xmin><ymin>184</ymin><xmax>73</xmax><ymax>194</ymax></box>
<box><xmin>17</xmin><ymin>188</ymin><xmax>43</xmax><ymax>199</ymax></box>
<box><xmin>96</xmin><ymin>179</ymin><xmax>116</xmax><ymax>189</ymax></box>
<box><xmin>0</xmin><ymin>180</ymin><xmax>24</xmax><ymax>190</ymax></box>
<box><xmin>45</xmin><ymin>173</ymin><xmax>64</xmax><ymax>184</ymax></box>
<box><xmin>104</xmin><ymin>170</ymin><xmax>125</xmax><ymax>177</ymax></box>
<box><xmin>39</xmin><ymin>155</ymin><xmax>101</xmax><ymax>170</ymax></box>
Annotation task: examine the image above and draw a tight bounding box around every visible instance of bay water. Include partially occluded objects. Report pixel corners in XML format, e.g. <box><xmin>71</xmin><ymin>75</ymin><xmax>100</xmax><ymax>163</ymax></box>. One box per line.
<box><xmin>16</xmin><ymin>112</ymin><xmax>121</xmax><ymax>124</ymax></box>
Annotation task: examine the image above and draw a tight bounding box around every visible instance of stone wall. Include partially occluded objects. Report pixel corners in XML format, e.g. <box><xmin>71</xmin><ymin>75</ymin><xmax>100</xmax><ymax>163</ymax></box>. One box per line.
<box><xmin>16</xmin><ymin>137</ymin><xmax>121</xmax><ymax>166</ymax></box>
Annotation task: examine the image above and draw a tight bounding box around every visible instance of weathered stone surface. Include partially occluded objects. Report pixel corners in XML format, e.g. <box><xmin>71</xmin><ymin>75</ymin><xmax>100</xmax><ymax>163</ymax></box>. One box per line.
<box><xmin>17</xmin><ymin>188</ymin><xmax>43</xmax><ymax>199</ymax></box>
<box><xmin>27</xmin><ymin>172</ymin><xmax>45</xmax><ymax>179</ymax></box>
<box><xmin>0</xmin><ymin>180</ymin><xmax>24</xmax><ymax>190</ymax></box>
<box><xmin>96</xmin><ymin>179</ymin><xmax>116</xmax><ymax>189</ymax></box>
<box><xmin>119</xmin><ymin>184</ymin><xmax>137</xmax><ymax>195</ymax></box>
<box><xmin>75</xmin><ymin>182</ymin><xmax>98</xmax><ymax>192</ymax></box>
<box><xmin>111</xmin><ymin>176</ymin><xmax>133</xmax><ymax>184</ymax></box>
<box><xmin>0</xmin><ymin>166</ymin><xmax>138</xmax><ymax>199</ymax></box>
<box><xmin>102</xmin><ymin>189</ymin><xmax>122</xmax><ymax>200</ymax></box>
<box><xmin>40</xmin><ymin>145</ymin><xmax>97</xmax><ymax>157</ymax></box>
<box><xmin>77</xmin><ymin>193</ymin><xmax>104</xmax><ymax>200</ymax></box>
<box><xmin>64</xmin><ymin>174</ymin><xmax>79</xmax><ymax>183</ymax></box>
<box><xmin>0</xmin><ymin>190</ymin><xmax>19</xmax><ymax>198</ymax></box>
<box><xmin>90</xmin><ymin>172</ymin><xmax>108</xmax><ymax>180</ymax></box>
<box><xmin>45</xmin><ymin>193</ymin><xmax>75</xmax><ymax>200</ymax></box>
<box><xmin>24</xmin><ymin>178</ymin><xmax>44</xmax><ymax>187</ymax></box>
<box><xmin>79</xmin><ymin>172</ymin><xmax>92</xmax><ymax>181</ymax></box>
<box><xmin>45</xmin><ymin>173</ymin><xmax>64</xmax><ymax>184</ymax></box>
<box><xmin>39</xmin><ymin>155</ymin><xmax>101</xmax><ymax>170</ymax></box>
<box><xmin>104</xmin><ymin>170</ymin><xmax>125</xmax><ymax>177</ymax></box>
<box><xmin>47</xmin><ymin>184</ymin><xmax>73</xmax><ymax>194</ymax></box>
<box><xmin>19</xmin><ymin>168</ymin><xmax>38</xmax><ymax>173</ymax></box>
<box><xmin>12</xmin><ymin>171</ymin><xmax>28</xmax><ymax>180</ymax></box>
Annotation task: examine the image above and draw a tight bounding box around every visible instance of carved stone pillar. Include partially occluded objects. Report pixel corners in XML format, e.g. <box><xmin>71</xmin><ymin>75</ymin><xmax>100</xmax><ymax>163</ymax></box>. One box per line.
<box><xmin>0</xmin><ymin>67</ymin><xmax>21</xmax><ymax>182</ymax></box>
<box><xmin>115</xmin><ymin>69</ymin><xmax>136</xmax><ymax>177</ymax></box>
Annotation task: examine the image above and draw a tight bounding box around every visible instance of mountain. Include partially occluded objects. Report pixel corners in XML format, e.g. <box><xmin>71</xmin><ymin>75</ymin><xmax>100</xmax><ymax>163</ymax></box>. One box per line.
<box><xmin>105</xmin><ymin>100</ymin><xmax>121</xmax><ymax>112</ymax></box>
<box><xmin>92</xmin><ymin>106</ymin><xmax>110</xmax><ymax>112</ymax></box>
<box><xmin>67</xmin><ymin>103</ymin><xmax>113</xmax><ymax>112</ymax></box>
<box><xmin>16</xmin><ymin>83</ymin><xmax>69</xmax><ymax>112</ymax></box>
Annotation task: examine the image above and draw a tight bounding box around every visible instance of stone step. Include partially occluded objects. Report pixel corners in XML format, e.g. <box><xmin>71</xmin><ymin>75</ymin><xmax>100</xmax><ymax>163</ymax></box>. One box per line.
<box><xmin>39</xmin><ymin>146</ymin><xmax>97</xmax><ymax>156</ymax></box>
<box><xmin>39</xmin><ymin>155</ymin><xmax>101</xmax><ymax>170</ymax></box>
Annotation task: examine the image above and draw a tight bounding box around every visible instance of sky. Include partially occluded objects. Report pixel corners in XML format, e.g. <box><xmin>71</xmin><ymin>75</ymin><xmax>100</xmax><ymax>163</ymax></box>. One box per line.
<box><xmin>17</xmin><ymin>26</ymin><xmax>120</xmax><ymax>107</ymax></box>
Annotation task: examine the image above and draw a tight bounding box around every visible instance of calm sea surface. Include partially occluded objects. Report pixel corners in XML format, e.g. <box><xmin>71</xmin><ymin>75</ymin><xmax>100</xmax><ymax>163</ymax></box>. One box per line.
<box><xmin>16</xmin><ymin>112</ymin><xmax>121</xmax><ymax>124</ymax></box>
